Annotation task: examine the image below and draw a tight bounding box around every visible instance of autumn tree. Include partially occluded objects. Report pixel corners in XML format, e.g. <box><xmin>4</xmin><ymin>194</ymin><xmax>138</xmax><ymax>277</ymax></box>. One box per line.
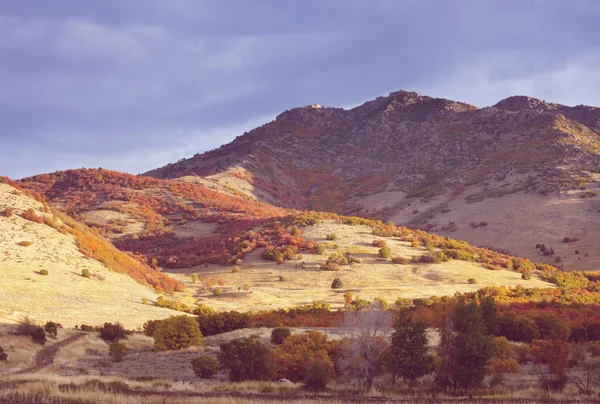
<box><xmin>385</xmin><ymin>309</ymin><xmax>433</xmax><ymax>386</ymax></box>
<box><xmin>218</xmin><ymin>336</ymin><xmax>276</xmax><ymax>382</ymax></box>
<box><xmin>274</xmin><ymin>331</ymin><xmax>336</xmax><ymax>382</ymax></box>
<box><xmin>153</xmin><ymin>315</ymin><xmax>203</xmax><ymax>351</ymax></box>
<box><xmin>530</xmin><ymin>339</ymin><xmax>571</xmax><ymax>392</ymax></box>
<box><xmin>436</xmin><ymin>298</ymin><xmax>497</xmax><ymax>394</ymax></box>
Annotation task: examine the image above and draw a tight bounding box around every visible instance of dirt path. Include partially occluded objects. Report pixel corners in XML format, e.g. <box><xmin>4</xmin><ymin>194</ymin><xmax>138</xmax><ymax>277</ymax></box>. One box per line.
<box><xmin>15</xmin><ymin>333</ymin><xmax>86</xmax><ymax>374</ymax></box>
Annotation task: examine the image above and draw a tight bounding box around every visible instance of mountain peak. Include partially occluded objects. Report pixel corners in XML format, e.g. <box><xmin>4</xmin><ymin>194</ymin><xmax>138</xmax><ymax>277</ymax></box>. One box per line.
<box><xmin>493</xmin><ymin>95</ymin><xmax>561</xmax><ymax>112</ymax></box>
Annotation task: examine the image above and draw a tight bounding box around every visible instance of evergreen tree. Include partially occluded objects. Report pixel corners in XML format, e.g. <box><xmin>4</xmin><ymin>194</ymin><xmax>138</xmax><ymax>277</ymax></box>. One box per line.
<box><xmin>437</xmin><ymin>298</ymin><xmax>497</xmax><ymax>394</ymax></box>
<box><xmin>386</xmin><ymin>309</ymin><xmax>433</xmax><ymax>386</ymax></box>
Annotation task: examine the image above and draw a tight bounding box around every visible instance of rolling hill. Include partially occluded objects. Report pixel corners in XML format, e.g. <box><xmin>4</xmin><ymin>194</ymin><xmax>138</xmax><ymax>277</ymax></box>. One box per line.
<box><xmin>0</xmin><ymin>178</ymin><xmax>181</xmax><ymax>328</ymax></box>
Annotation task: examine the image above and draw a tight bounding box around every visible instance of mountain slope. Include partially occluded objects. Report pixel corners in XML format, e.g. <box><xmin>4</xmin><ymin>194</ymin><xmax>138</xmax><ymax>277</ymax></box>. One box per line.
<box><xmin>0</xmin><ymin>178</ymin><xmax>180</xmax><ymax>328</ymax></box>
<box><xmin>146</xmin><ymin>91</ymin><xmax>600</xmax><ymax>270</ymax></box>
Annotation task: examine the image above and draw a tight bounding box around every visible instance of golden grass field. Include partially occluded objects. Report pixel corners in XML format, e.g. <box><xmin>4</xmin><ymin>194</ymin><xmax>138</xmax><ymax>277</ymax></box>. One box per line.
<box><xmin>172</xmin><ymin>221</ymin><xmax>551</xmax><ymax>313</ymax></box>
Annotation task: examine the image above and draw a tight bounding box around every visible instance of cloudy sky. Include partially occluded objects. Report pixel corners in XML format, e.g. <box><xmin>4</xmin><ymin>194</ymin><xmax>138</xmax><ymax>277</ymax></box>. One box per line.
<box><xmin>1</xmin><ymin>0</ymin><xmax>599</xmax><ymax>179</ymax></box>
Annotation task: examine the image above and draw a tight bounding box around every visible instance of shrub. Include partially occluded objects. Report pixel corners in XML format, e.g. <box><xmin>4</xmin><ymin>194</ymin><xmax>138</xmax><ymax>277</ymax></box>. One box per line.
<box><xmin>109</xmin><ymin>342</ymin><xmax>128</xmax><ymax>362</ymax></box>
<box><xmin>326</xmin><ymin>234</ymin><xmax>338</xmax><ymax>241</ymax></box>
<box><xmin>197</xmin><ymin>311</ymin><xmax>250</xmax><ymax>336</ymax></box>
<box><xmin>44</xmin><ymin>322</ymin><xmax>58</xmax><ymax>338</ymax></box>
<box><xmin>99</xmin><ymin>323</ymin><xmax>127</xmax><ymax>342</ymax></box>
<box><xmin>391</xmin><ymin>256</ymin><xmax>409</xmax><ymax>264</ymax></box>
<box><xmin>0</xmin><ymin>346</ymin><xmax>7</xmax><ymax>361</ymax></box>
<box><xmin>143</xmin><ymin>320</ymin><xmax>160</xmax><ymax>337</ymax></box>
<box><xmin>588</xmin><ymin>341</ymin><xmax>600</xmax><ymax>357</ymax></box>
<box><xmin>331</xmin><ymin>278</ymin><xmax>343</xmax><ymax>289</ymax></box>
<box><xmin>154</xmin><ymin>316</ymin><xmax>203</xmax><ymax>351</ymax></box>
<box><xmin>1</xmin><ymin>207</ymin><xmax>13</xmax><ymax>217</ymax></box>
<box><xmin>320</xmin><ymin>262</ymin><xmax>340</xmax><ymax>271</ymax></box>
<box><xmin>304</xmin><ymin>359</ymin><xmax>329</xmax><ymax>391</ymax></box>
<box><xmin>372</xmin><ymin>239</ymin><xmax>387</xmax><ymax>248</ymax></box>
<box><xmin>81</xmin><ymin>268</ymin><xmax>91</xmax><ymax>278</ymax></box>
<box><xmin>17</xmin><ymin>241</ymin><xmax>32</xmax><ymax>247</ymax></box>
<box><xmin>31</xmin><ymin>326</ymin><xmax>47</xmax><ymax>345</ymax></box>
<box><xmin>16</xmin><ymin>316</ymin><xmax>38</xmax><ymax>337</ymax></box>
<box><xmin>271</xmin><ymin>328</ymin><xmax>291</xmax><ymax>345</ymax></box>
<box><xmin>467</xmin><ymin>278</ymin><xmax>477</xmax><ymax>284</ymax></box>
<box><xmin>191</xmin><ymin>274</ymin><xmax>199</xmax><ymax>283</ymax></box>
<box><xmin>497</xmin><ymin>314</ymin><xmax>540</xmax><ymax>342</ymax></box>
<box><xmin>417</xmin><ymin>251</ymin><xmax>447</xmax><ymax>264</ymax></box>
<box><xmin>21</xmin><ymin>208</ymin><xmax>43</xmax><ymax>223</ymax></box>
<box><xmin>212</xmin><ymin>288</ymin><xmax>223</xmax><ymax>296</ymax></box>
<box><xmin>521</xmin><ymin>272</ymin><xmax>532</xmax><ymax>280</ymax></box>
<box><xmin>410</xmin><ymin>240</ymin><xmax>420</xmax><ymax>248</ymax></box>
<box><xmin>535</xmin><ymin>314</ymin><xmax>570</xmax><ymax>341</ymax></box>
<box><xmin>39</xmin><ymin>269</ymin><xmax>49</xmax><ymax>276</ymax></box>
<box><xmin>191</xmin><ymin>355</ymin><xmax>218</xmax><ymax>379</ymax></box>
<box><xmin>218</xmin><ymin>336</ymin><xmax>276</xmax><ymax>382</ymax></box>
<box><xmin>231</xmin><ymin>266</ymin><xmax>240</xmax><ymax>273</ymax></box>
<box><xmin>378</xmin><ymin>247</ymin><xmax>392</xmax><ymax>259</ymax></box>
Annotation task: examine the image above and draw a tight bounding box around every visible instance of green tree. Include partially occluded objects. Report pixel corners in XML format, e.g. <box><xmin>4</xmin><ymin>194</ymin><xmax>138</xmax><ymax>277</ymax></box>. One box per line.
<box><xmin>109</xmin><ymin>342</ymin><xmax>128</xmax><ymax>362</ymax></box>
<box><xmin>386</xmin><ymin>309</ymin><xmax>433</xmax><ymax>386</ymax></box>
<box><xmin>481</xmin><ymin>297</ymin><xmax>498</xmax><ymax>335</ymax></box>
<box><xmin>99</xmin><ymin>322</ymin><xmax>126</xmax><ymax>342</ymax></box>
<box><xmin>270</xmin><ymin>328</ymin><xmax>291</xmax><ymax>345</ymax></box>
<box><xmin>153</xmin><ymin>316</ymin><xmax>203</xmax><ymax>351</ymax></box>
<box><xmin>304</xmin><ymin>359</ymin><xmax>329</xmax><ymax>391</ymax></box>
<box><xmin>437</xmin><ymin>298</ymin><xmax>497</xmax><ymax>394</ymax></box>
<box><xmin>218</xmin><ymin>336</ymin><xmax>276</xmax><ymax>382</ymax></box>
<box><xmin>191</xmin><ymin>355</ymin><xmax>218</xmax><ymax>379</ymax></box>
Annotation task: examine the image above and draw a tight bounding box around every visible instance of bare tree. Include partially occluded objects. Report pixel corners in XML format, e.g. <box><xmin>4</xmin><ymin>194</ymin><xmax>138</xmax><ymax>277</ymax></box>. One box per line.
<box><xmin>340</xmin><ymin>302</ymin><xmax>392</xmax><ymax>390</ymax></box>
<box><xmin>570</xmin><ymin>352</ymin><xmax>600</xmax><ymax>395</ymax></box>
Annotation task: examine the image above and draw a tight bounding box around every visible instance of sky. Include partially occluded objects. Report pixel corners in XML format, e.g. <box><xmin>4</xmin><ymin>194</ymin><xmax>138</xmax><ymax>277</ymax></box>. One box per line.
<box><xmin>1</xmin><ymin>0</ymin><xmax>599</xmax><ymax>179</ymax></box>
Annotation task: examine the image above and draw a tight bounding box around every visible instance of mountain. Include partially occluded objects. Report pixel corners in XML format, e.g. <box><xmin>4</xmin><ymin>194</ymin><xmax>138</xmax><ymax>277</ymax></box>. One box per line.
<box><xmin>0</xmin><ymin>177</ymin><xmax>180</xmax><ymax>328</ymax></box>
<box><xmin>146</xmin><ymin>91</ymin><xmax>600</xmax><ymax>270</ymax></box>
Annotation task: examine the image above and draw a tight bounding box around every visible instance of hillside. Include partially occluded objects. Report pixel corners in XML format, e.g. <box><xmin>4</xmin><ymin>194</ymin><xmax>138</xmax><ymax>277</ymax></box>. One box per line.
<box><xmin>15</xmin><ymin>169</ymin><xmax>561</xmax><ymax>312</ymax></box>
<box><xmin>0</xmin><ymin>178</ymin><xmax>181</xmax><ymax>328</ymax></box>
<box><xmin>146</xmin><ymin>91</ymin><xmax>600</xmax><ymax>270</ymax></box>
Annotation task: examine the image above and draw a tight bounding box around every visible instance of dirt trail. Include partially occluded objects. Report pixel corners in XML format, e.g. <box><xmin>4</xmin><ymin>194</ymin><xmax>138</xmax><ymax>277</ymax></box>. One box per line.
<box><xmin>15</xmin><ymin>333</ymin><xmax>86</xmax><ymax>374</ymax></box>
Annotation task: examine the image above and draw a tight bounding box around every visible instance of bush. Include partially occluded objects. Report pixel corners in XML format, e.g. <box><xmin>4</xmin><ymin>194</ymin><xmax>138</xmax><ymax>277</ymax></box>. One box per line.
<box><xmin>271</xmin><ymin>328</ymin><xmax>291</xmax><ymax>345</ymax></box>
<box><xmin>191</xmin><ymin>355</ymin><xmax>218</xmax><ymax>379</ymax></box>
<box><xmin>31</xmin><ymin>326</ymin><xmax>46</xmax><ymax>345</ymax></box>
<box><xmin>81</xmin><ymin>268</ymin><xmax>91</xmax><ymax>278</ymax></box>
<box><xmin>0</xmin><ymin>346</ymin><xmax>7</xmax><ymax>361</ymax></box>
<box><xmin>326</xmin><ymin>234</ymin><xmax>338</xmax><ymax>241</ymax></box>
<box><xmin>304</xmin><ymin>360</ymin><xmax>329</xmax><ymax>391</ymax></box>
<box><xmin>331</xmin><ymin>278</ymin><xmax>343</xmax><ymax>289</ymax></box>
<box><xmin>372</xmin><ymin>239</ymin><xmax>387</xmax><ymax>248</ymax></box>
<box><xmin>21</xmin><ymin>208</ymin><xmax>43</xmax><ymax>223</ymax></box>
<box><xmin>497</xmin><ymin>314</ymin><xmax>540</xmax><ymax>343</ymax></box>
<box><xmin>212</xmin><ymin>288</ymin><xmax>223</xmax><ymax>296</ymax></box>
<box><xmin>44</xmin><ymin>322</ymin><xmax>58</xmax><ymax>338</ymax></box>
<box><xmin>535</xmin><ymin>314</ymin><xmax>570</xmax><ymax>341</ymax></box>
<box><xmin>378</xmin><ymin>247</ymin><xmax>392</xmax><ymax>259</ymax></box>
<box><xmin>17</xmin><ymin>241</ymin><xmax>32</xmax><ymax>247</ymax></box>
<box><xmin>16</xmin><ymin>316</ymin><xmax>38</xmax><ymax>337</ymax></box>
<box><xmin>218</xmin><ymin>336</ymin><xmax>276</xmax><ymax>382</ymax></box>
<box><xmin>99</xmin><ymin>323</ymin><xmax>127</xmax><ymax>342</ymax></box>
<box><xmin>391</xmin><ymin>256</ymin><xmax>409</xmax><ymax>264</ymax></box>
<box><xmin>521</xmin><ymin>272</ymin><xmax>532</xmax><ymax>280</ymax></box>
<box><xmin>467</xmin><ymin>278</ymin><xmax>477</xmax><ymax>284</ymax></box>
<box><xmin>39</xmin><ymin>269</ymin><xmax>49</xmax><ymax>276</ymax></box>
<box><xmin>197</xmin><ymin>311</ymin><xmax>250</xmax><ymax>336</ymax></box>
<box><xmin>109</xmin><ymin>342</ymin><xmax>128</xmax><ymax>362</ymax></box>
<box><xmin>143</xmin><ymin>320</ymin><xmax>160</xmax><ymax>337</ymax></box>
<box><xmin>2</xmin><ymin>207</ymin><xmax>13</xmax><ymax>217</ymax></box>
<box><xmin>320</xmin><ymin>262</ymin><xmax>340</xmax><ymax>271</ymax></box>
<box><xmin>154</xmin><ymin>316</ymin><xmax>203</xmax><ymax>351</ymax></box>
<box><xmin>588</xmin><ymin>341</ymin><xmax>600</xmax><ymax>357</ymax></box>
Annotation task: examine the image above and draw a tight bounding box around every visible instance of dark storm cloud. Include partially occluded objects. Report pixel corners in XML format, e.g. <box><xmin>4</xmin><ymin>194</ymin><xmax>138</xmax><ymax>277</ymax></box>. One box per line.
<box><xmin>1</xmin><ymin>0</ymin><xmax>599</xmax><ymax>179</ymax></box>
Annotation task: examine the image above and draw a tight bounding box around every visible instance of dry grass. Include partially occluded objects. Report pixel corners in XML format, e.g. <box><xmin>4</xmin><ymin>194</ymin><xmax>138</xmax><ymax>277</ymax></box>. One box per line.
<box><xmin>387</xmin><ymin>173</ymin><xmax>600</xmax><ymax>271</ymax></box>
<box><xmin>170</xmin><ymin>221</ymin><xmax>551</xmax><ymax>312</ymax></box>
<box><xmin>0</xmin><ymin>183</ymin><xmax>180</xmax><ymax>329</ymax></box>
